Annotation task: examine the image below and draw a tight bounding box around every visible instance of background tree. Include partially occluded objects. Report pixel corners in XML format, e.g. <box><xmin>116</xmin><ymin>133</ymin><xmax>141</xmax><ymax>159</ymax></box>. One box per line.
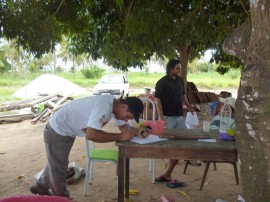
<box><xmin>1</xmin><ymin>39</ymin><xmax>20</xmax><ymax>72</ymax></box>
<box><xmin>0</xmin><ymin>46</ymin><xmax>11</xmax><ymax>73</ymax></box>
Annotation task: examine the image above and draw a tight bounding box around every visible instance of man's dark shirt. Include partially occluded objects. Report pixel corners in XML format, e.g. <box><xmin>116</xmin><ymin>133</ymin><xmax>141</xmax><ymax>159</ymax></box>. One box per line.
<box><xmin>155</xmin><ymin>75</ymin><xmax>185</xmax><ymax>116</ymax></box>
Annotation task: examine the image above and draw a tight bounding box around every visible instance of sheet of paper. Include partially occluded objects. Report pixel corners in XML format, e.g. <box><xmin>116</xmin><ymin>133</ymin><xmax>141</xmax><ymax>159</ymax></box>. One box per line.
<box><xmin>130</xmin><ymin>134</ymin><xmax>168</xmax><ymax>145</ymax></box>
<box><xmin>198</xmin><ymin>139</ymin><xmax>217</xmax><ymax>143</ymax></box>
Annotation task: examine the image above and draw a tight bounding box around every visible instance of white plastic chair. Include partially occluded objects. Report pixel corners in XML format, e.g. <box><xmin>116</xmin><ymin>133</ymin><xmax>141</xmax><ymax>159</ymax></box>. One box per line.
<box><xmin>83</xmin><ymin>137</ymin><xmax>118</xmax><ymax>196</ymax></box>
<box><xmin>139</xmin><ymin>97</ymin><xmax>157</xmax><ymax>183</ymax></box>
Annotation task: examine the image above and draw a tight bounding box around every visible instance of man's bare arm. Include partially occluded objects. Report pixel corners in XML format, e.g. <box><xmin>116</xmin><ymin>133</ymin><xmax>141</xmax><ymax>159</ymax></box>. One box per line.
<box><xmin>84</xmin><ymin>127</ymin><xmax>134</xmax><ymax>143</ymax></box>
<box><xmin>155</xmin><ymin>97</ymin><xmax>164</xmax><ymax>120</ymax></box>
<box><xmin>183</xmin><ymin>94</ymin><xmax>194</xmax><ymax>113</ymax></box>
<box><xmin>118</xmin><ymin>123</ymin><xmax>149</xmax><ymax>138</ymax></box>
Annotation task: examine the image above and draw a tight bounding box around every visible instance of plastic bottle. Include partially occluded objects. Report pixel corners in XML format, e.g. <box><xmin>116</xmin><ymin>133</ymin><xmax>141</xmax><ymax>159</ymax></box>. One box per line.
<box><xmin>219</xmin><ymin>101</ymin><xmax>232</xmax><ymax>136</ymax></box>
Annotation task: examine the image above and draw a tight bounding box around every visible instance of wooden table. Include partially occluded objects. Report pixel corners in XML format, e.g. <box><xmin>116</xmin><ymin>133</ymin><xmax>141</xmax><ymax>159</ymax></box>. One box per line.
<box><xmin>115</xmin><ymin>128</ymin><xmax>237</xmax><ymax>202</ymax></box>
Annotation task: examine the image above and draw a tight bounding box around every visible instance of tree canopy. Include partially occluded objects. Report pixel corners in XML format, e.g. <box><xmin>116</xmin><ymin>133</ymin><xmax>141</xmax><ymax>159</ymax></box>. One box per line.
<box><xmin>0</xmin><ymin>0</ymin><xmax>249</xmax><ymax>72</ymax></box>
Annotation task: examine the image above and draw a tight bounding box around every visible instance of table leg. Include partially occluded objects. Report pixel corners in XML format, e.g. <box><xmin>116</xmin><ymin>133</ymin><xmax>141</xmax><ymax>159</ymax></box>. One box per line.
<box><xmin>232</xmin><ymin>162</ymin><xmax>239</xmax><ymax>184</ymax></box>
<box><xmin>200</xmin><ymin>161</ymin><xmax>211</xmax><ymax>191</ymax></box>
<box><xmin>118</xmin><ymin>147</ymin><xmax>125</xmax><ymax>202</ymax></box>
<box><xmin>125</xmin><ymin>158</ymin><xmax>130</xmax><ymax>199</ymax></box>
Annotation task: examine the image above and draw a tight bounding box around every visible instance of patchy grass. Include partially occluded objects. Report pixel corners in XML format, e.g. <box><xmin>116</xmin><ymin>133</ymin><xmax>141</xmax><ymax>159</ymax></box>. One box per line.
<box><xmin>0</xmin><ymin>70</ymin><xmax>240</xmax><ymax>101</ymax></box>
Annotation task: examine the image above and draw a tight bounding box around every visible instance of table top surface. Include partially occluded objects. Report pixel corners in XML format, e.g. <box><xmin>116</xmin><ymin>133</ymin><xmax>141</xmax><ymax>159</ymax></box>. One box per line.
<box><xmin>116</xmin><ymin>128</ymin><xmax>236</xmax><ymax>151</ymax></box>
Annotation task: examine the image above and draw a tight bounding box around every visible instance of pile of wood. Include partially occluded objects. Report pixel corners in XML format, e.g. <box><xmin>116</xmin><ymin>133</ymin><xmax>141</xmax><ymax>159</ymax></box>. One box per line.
<box><xmin>186</xmin><ymin>81</ymin><xmax>219</xmax><ymax>104</ymax></box>
<box><xmin>0</xmin><ymin>93</ymin><xmax>72</xmax><ymax>124</ymax></box>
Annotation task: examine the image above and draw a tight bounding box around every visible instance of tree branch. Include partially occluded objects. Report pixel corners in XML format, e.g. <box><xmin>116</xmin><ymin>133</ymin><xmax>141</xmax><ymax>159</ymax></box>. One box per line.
<box><xmin>222</xmin><ymin>19</ymin><xmax>251</xmax><ymax>63</ymax></box>
<box><xmin>54</xmin><ymin>0</ymin><xmax>66</xmax><ymax>16</ymax></box>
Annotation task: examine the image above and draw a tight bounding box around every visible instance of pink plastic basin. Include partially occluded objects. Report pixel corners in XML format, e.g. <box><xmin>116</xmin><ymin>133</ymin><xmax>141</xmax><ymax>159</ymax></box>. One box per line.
<box><xmin>144</xmin><ymin>120</ymin><xmax>166</xmax><ymax>135</ymax></box>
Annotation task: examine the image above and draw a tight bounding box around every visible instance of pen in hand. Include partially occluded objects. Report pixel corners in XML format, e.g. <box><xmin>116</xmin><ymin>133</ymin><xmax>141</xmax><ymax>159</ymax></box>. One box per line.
<box><xmin>140</xmin><ymin>132</ymin><xmax>145</xmax><ymax>138</ymax></box>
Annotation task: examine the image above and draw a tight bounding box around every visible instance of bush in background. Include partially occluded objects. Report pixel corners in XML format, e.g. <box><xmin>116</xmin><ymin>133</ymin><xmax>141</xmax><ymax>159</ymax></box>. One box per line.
<box><xmin>81</xmin><ymin>65</ymin><xmax>105</xmax><ymax>79</ymax></box>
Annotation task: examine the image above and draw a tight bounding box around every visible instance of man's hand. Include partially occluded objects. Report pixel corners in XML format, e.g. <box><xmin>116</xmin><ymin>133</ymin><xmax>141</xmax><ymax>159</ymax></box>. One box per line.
<box><xmin>137</xmin><ymin>126</ymin><xmax>151</xmax><ymax>139</ymax></box>
<box><xmin>118</xmin><ymin>130</ymin><xmax>134</xmax><ymax>141</ymax></box>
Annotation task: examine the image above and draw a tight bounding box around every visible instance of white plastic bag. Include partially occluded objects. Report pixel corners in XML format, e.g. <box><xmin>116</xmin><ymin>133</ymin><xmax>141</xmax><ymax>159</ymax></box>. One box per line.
<box><xmin>185</xmin><ymin>112</ymin><xmax>199</xmax><ymax>129</ymax></box>
<box><xmin>66</xmin><ymin>162</ymin><xmax>85</xmax><ymax>184</ymax></box>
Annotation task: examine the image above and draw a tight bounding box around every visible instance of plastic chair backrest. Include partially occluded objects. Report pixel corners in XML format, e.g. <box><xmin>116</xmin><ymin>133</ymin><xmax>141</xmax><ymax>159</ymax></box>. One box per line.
<box><xmin>139</xmin><ymin>97</ymin><xmax>157</xmax><ymax>183</ymax></box>
<box><xmin>139</xmin><ymin>97</ymin><xmax>156</xmax><ymax>121</ymax></box>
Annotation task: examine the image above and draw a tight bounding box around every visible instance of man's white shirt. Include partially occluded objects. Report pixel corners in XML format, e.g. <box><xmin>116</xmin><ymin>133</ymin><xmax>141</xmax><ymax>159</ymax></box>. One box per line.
<box><xmin>49</xmin><ymin>95</ymin><xmax>125</xmax><ymax>137</ymax></box>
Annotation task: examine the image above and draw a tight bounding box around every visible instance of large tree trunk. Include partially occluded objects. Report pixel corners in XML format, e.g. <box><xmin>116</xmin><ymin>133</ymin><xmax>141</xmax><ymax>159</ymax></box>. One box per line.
<box><xmin>223</xmin><ymin>1</ymin><xmax>270</xmax><ymax>201</ymax></box>
<box><xmin>179</xmin><ymin>46</ymin><xmax>191</xmax><ymax>87</ymax></box>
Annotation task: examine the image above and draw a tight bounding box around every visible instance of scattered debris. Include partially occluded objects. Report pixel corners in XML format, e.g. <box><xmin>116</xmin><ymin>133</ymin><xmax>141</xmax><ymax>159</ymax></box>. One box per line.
<box><xmin>215</xmin><ymin>199</ymin><xmax>227</xmax><ymax>202</ymax></box>
<box><xmin>160</xmin><ymin>193</ymin><xmax>176</xmax><ymax>202</ymax></box>
<box><xmin>80</xmin><ymin>155</ymin><xmax>86</xmax><ymax>160</ymax></box>
<box><xmin>129</xmin><ymin>189</ymin><xmax>139</xmax><ymax>195</ymax></box>
<box><xmin>30</xmin><ymin>93</ymin><xmax>73</xmax><ymax>124</ymax></box>
<box><xmin>0</xmin><ymin>93</ymin><xmax>73</xmax><ymax>124</ymax></box>
<box><xmin>204</xmin><ymin>179</ymin><xmax>211</xmax><ymax>186</ymax></box>
<box><xmin>0</xmin><ymin>92</ymin><xmax>60</xmax><ymax>112</ymax></box>
<box><xmin>16</xmin><ymin>173</ymin><xmax>25</xmax><ymax>180</ymax></box>
<box><xmin>238</xmin><ymin>195</ymin><xmax>245</xmax><ymax>202</ymax></box>
<box><xmin>176</xmin><ymin>190</ymin><xmax>191</xmax><ymax>200</ymax></box>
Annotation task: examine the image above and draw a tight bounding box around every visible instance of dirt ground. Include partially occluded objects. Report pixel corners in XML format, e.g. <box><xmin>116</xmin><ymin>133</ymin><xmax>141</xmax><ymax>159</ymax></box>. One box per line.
<box><xmin>0</xmin><ymin>113</ymin><xmax>243</xmax><ymax>202</ymax></box>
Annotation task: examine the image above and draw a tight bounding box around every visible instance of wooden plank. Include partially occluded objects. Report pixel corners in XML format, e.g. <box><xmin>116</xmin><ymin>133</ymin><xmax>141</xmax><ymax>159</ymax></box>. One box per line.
<box><xmin>0</xmin><ymin>92</ymin><xmax>60</xmax><ymax>112</ymax></box>
<box><xmin>0</xmin><ymin>118</ymin><xmax>22</xmax><ymax>124</ymax></box>
<box><xmin>31</xmin><ymin>109</ymin><xmax>49</xmax><ymax>124</ymax></box>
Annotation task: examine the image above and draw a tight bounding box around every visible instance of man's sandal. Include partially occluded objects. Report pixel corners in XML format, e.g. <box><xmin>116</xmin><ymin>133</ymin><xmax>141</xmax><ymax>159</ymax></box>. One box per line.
<box><xmin>166</xmin><ymin>180</ymin><xmax>187</xmax><ymax>188</ymax></box>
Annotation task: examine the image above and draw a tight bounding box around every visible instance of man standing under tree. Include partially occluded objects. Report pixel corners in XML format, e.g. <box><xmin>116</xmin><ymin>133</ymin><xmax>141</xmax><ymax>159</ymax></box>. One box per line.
<box><xmin>154</xmin><ymin>59</ymin><xmax>196</xmax><ymax>187</ymax></box>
